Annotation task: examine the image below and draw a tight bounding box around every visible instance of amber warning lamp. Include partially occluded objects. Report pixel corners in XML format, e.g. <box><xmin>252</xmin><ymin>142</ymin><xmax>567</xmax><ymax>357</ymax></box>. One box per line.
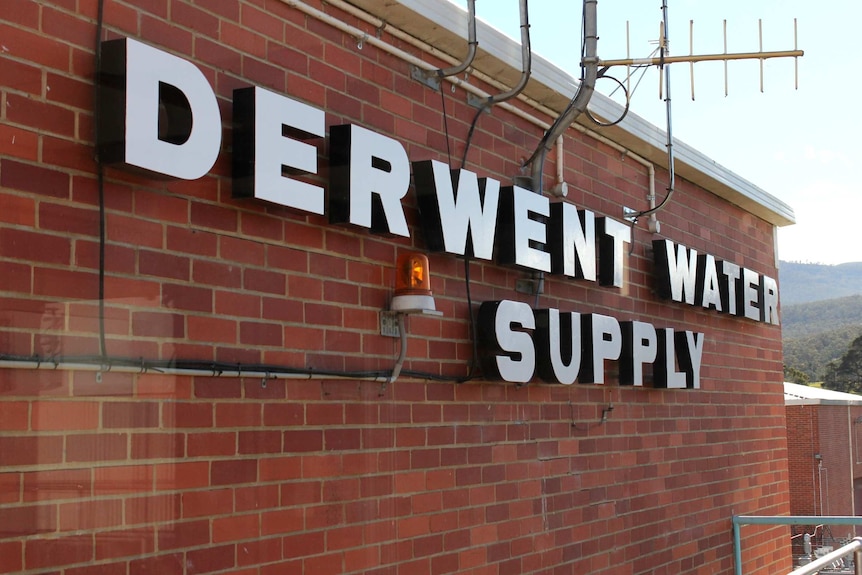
<box><xmin>390</xmin><ymin>253</ymin><xmax>439</xmax><ymax>314</ymax></box>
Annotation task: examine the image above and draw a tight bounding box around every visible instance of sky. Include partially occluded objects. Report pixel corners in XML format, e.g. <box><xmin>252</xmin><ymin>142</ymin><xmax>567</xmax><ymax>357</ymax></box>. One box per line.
<box><xmin>449</xmin><ymin>0</ymin><xmax>861</xmax><ymax>265</ymax></box>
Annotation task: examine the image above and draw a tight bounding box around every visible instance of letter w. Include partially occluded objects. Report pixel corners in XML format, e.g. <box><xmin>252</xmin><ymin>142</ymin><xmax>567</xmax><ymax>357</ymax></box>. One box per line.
<box><xmin>413</xmin><ymin>160</ymin><xmax>500</xmax><ymax>260</ymax></box>
<box><xmin>654</xmin><ymin>239</ymin><xmax>698</xmax><ymax>305</ymax></box>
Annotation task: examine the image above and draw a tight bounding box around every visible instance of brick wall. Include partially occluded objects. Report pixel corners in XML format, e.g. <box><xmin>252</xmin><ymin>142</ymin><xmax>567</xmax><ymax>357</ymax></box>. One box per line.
<box><xmin>786</xmin><ymin>405</ymin><xmax>819</xmax><ymax>517</ymax></box>
<box><xmin>0</xmin><ymin>1</ymin><xmax>790</xmax><ymax>574</ymax></box>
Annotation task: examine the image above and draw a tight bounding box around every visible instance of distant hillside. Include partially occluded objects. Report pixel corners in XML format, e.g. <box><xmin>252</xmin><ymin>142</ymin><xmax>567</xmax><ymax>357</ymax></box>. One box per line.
<box><xmin>781</xmin><ymin>295</ymin><xmax>862</xmax><ymax>380</ymax></box>
<box><xmin>779</xmin><ymin>261</ymin><xmax>862</xmax><ymax>305</ymax></box>
<box><xmin>779</xmin><ymin>262</ymin><xmax>862</xmax><ymax>380</ymax></box>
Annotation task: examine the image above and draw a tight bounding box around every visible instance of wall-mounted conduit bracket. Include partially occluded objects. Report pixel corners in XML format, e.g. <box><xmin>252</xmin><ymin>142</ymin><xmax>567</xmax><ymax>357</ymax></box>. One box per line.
<box><xmin>410</xmin><ymin>0</ymin><xmax>478</xmax><ymax>91</ymax></box>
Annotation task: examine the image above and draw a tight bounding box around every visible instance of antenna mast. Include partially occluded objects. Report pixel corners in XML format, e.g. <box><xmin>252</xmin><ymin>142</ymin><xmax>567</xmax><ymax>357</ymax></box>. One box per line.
<box><xmin>603</xmin><ymin>3</ymin><xmax>803</xmax><ymax>228</ymax></box>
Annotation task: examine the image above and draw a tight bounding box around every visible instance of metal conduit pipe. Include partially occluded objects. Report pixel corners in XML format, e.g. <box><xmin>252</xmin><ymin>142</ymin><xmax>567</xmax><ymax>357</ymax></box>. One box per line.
<box><xmin>528</xmin><ymin>0</ymin><xmax>598</xmax><ymax>194</ymax></box>
<box><xmin>284</xmin><ymin>0</ymin><xmax>658</xmax><ymax>216</ymax></box>
<box><xmin>476</xmin><ymin>0</ymin><xmax>531</xmax><ymax>107</ymax></box>
<box><xmin>435</xmin><ymin>0</ymin><xmax>477</xmax><ymax>79</ymax></box>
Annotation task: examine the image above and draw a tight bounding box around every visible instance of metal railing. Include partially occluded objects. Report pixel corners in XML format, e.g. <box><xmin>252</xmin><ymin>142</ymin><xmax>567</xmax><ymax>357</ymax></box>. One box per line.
<box><xmin>732</xmin><ymin>516</ymin><xmax>862</xmax><ymax>575</ymax></box>
<box><xmin>787</xmin><ymin>538</ymin><xmax>862</xmax><ymax>575</ymax></box>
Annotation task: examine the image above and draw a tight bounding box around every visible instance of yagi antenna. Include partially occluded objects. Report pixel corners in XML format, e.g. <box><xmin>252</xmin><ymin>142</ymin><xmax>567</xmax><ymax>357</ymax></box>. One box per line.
<box><xmin>604</xmin><ymin>17</ymin><xmax>803</xmax><ymax>99</ymax></box>
<box><xmin>612</xmin><ymin>3</ymin><xmax>803</xmax><ymax>231</ymax></box>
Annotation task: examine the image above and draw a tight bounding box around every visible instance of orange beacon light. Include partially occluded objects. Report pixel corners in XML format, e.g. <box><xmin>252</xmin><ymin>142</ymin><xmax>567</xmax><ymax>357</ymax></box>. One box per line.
<box><xmin>390</xmin><ymin>252</ymin><xmax>437</xmax><ymax>313</ymax></box>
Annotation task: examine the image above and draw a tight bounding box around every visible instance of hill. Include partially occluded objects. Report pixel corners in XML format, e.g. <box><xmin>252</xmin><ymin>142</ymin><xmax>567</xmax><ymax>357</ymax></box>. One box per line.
<box><xmin>778</xmin><ymin>261</ymin><xmax>862</xmax><ymax>381</ymax></box>
<box><xmin>779</xmin><ymin>261</ymin><xmax>862</xmax><ymax>305</ymax></box>
<box><xmin>781</xmin><ymin>296</ymin><xmax>862</xmax><ymax>380</ymax></box>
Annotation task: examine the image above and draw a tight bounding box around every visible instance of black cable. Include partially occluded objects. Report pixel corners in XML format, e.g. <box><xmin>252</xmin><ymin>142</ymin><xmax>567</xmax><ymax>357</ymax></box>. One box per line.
<box><xmin>439</xmin><ymin>81</ymin><xmax>481</xmax><ymax>383</ymax></box>
<box><xmin>94</xmin><ymin>0</ymin><xmax>107</xmax><ymax>359</ymax></box>
<box><xmin>457</xmin><ymin>257</ymin><xmax>480</xmax><ymax>383</ymax></box>
<box><xmin>0</xmin><ymin>353</ymin><xmax>471</xmax><ymax>383</ymax></box>
<box><xmin>459</xmin><ymin>103</ymin><xmax>486</xmax><ymax>170</ymax></box>
<box><xmin>586</xmin><ymin>72</ymin><xmax>630</xmax><ymax>128</ymax></box>
<box><xmin>522</xmin><ymin>1</ymin><xmax>588</xmax><ymax>172</ymax></box>
<box><xmin>439</xmin><ymin>84</ymin><xmax>453</xmax><ymax>167</ymax></box>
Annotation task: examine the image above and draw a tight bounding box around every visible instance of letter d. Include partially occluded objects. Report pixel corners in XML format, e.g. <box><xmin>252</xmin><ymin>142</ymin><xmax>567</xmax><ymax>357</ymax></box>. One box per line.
<box><xmin>98</xmin><ymin>38</ymin><xmax>221</xmax><ymax>180</ymax></box>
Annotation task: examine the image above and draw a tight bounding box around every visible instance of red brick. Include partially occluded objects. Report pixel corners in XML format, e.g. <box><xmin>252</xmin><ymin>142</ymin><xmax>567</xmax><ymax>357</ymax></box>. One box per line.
<box><xmin>0</xmin><ymin>401</ymin><xmax>29</xmax><ymax>431</ymax></box>
<box><xmin>239</xmin><ymin>320</ymin><xmax>283</xmax><ymax>346</ymax></box>
<box><xmin>107</xmin><ymin>213</ymin><xmax>163</xmax><ymax>249</ymax></box>
<box><xmin>215</xmin><ymin>290</ymin><xmax>261</xmax><ymax>318</ymax></box>
<box><xmin>124</xmin><ymin>493</ymin><xmax>181</xmax><ymax>526</ymax></box>
<box><xmin>157</xmin><ymin>519</ymin><xmax>210</xmax><ymax>551</ymax></box>
<box><xmin>0</xmin><ymin>541</ymin><xmax>23</xmax><ymax>574</ymax></box>
<box><xmin>211</xmin><ymin>459</ymin><xmax>258</xmax><ymax>485</ymax></box>
<box><xmin>259</xmin><ymin>457</ymin><xmax>302</xmax><ymax>482</ymax></box>
<box><xmin>239</xmin><ymin>430</ymin><xmax>282</xmax><ymax>454</ymax></box>
<box><xmin>244</xmin><ymin>268</ymin><xmax>286</xmax><ymax>294</ymax></box>
<box><xmin>220</xmin><ymin>20</ymin><xmax>267</xmax><ymax>58</ymax></box>
<box><xmin>188</xmin><ymin>431</ymin><xmax>236</xmax><ymax>457</ymax></box>
<box><xmin>303</xmin><ymin>552</ymin><xmax>344</xmax><ymax>575</ymax></box>
<box><xmin>235</xmin><ymin>484</ymin><xmax>280</xmax><ymax>512</ymax></box>
<box><xmin>191</xmin><ymin>202</ymin><xmax>238</xmax><ymax>232</ymax></box>
<box><xmin>0</xmin><ymin>504</ymin><xmax>58</xmax><ymax>537</ymax></box>
<box><xmin>220</xmin><ymin>235</ymin><xmax>265</xmax><ymax>265</ymax></box>
<box><xmin>163</xmin><ymin>402</ymin><xmax>214</xmax><ymax>428</ymax></box>
<box><xmin>24</xmin><ymin>534</ymin><xmax>92</xmax><ymax>569</ymax></box>
<box><xmin>103</xmin><ymin>401</ymin><xmax>160</xmax><ymax>428</ymax></box>
<box><xmin>240</xmin><ymin>211</ymin><xmax>284</xmax><ymax>241</ymax></box>
<box><xmin>132</xmin><ymin>432</ymin><xmax>185</xmax><ymax>459</ymax></box>
<box><xmin>186</xmin><ymin>544</ymin><xmax>237</xmax><ymax>573</ymax></box>
<box><xmin>216</xmin><ymin>403</ymin><xmax>261</xmax><ymax>426</ymax></box>
<box><xmin>9</xmin><ymin>94</ymin><xmax>76</xmax><ymax>138</ymax></box>
<box><xmin>0</xmin><ymin>54</ymin><xmax>41</xmax><ymax>95</ymax></box>
<box><xmin>213</xmin><ymin>513</ymin><xmax>260</xmax><ymax>542</ymax></box>
<box><xmin>0</xmin><ymin>124</ymin><xmax>38</xmax><ymax>161</ymax></box>
<box><xmin>155</xmin><ymin>461</ymin><xmax>210</xmax><ymax>491</ymax></box>
<box><xmin>132</xmin><ymin>311</ymin><xmax>185</xmax><ymax>338</ymax></box>
<box><xmin>32</xmin><ymin>401</ymin><xmax>99</xmax><ymax>431</ymax></box>
<box><xmin>162</xmin><ymin>283</ymin><xmax>213</xmax><ymax>313</ymax></box>
<box><xmin>0</xmin><ymin>435</ymin><xmax>64</xmax><ymax>466</ymax></box>
<box><xmin>94</xmin><ymin>527</ymin><xmax>155</xmax><ymax>560</ymax></box>
<box><xmin>129</xmin><ymin>552</ymin><xmax>184</xmax><ymax>575</ymax></box>
<box><xmin>261</xmin><ymin>508</ymin><xmax>303</xmax><ymax>536</ymax></box>
<box><xmin>0</xmin><ymin>193</ymin><xmax>35</xmax><ymax>226</ymax></box>
<box><xmin>304</xmin><ymin>302</ymin><xmax>343</xmax><ymax>326</ymax></box>
<box><xmin>23</xmin><ymin>468</ymin><xmax>91</xmax><ymax>502</ymax></box>
<box><xmin>193</xmin><ymin>259</ymin><xmax>243</xmax><ymax>288</ymax></box>
<box><xmin>237</xmin><ymin>537</ymin><xmax>282</xmax><ymax>566</ymax></box>
<box><xmin>41</xmin><ymin>135</ymin><xmax>93</xmax><ymax>171</ymax></box>
<box><xmin>140</xmin><ymin>14</ymin><xmax>193</xmax><ymax>55</ymax></box>
<box><xmin>94</xmin><ymin>465</ymin><xmax>154</xmax><ymax>495</ymax></box>
<box><xmin>283</xmin><ymin>531</ymin><xmax>325</xmax><ymax>559</ymax></box>
<box><xmin>182</xmin><ymin>488</ymin><xmax>233</xmax><ymax>518</ymax></box>
<box><xmin>59</xmin><ymin>498</ymin><xmax>124</xmax><ymax>531</ymax></box>
<box><xmin>66</xmin><ymin>433</ymin><xmax>128</xmax><ymax>463</ymax></box>
<box><xmin>0</xmin><ymin>228</ymin><xmax>71</xmax><ymax>265</ymax></box>
<box><xmin>139</xmin><ymin>250</ymin><xmax>191</xmax><ymax>281</ymax></box>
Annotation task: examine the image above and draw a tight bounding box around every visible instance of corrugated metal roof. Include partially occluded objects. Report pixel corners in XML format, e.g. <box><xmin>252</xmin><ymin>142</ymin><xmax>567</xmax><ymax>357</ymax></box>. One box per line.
<box><xmin>784</xmin><ymin>381</ymin><xmax>862</xmax><ymax>405</ymax></box>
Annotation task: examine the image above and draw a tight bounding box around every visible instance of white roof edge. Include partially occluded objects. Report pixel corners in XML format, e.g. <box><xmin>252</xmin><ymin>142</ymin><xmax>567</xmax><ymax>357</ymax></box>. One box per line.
<box><xmin>355</xmin><ymin>0</ymin><xmax>795</xmax><ymax>226</ymax></box>
<box><xmin>784</xmin><ymin>381</ymin><xmax>862</xmax><ymax>405</ymax></box>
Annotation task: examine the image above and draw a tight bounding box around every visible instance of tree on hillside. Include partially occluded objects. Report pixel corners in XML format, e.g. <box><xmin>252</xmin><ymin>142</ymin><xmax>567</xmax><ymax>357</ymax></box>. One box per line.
<box><xmin>784</xmin><ymin>365</ymin><xmax>811</xmax><ymax>385</ymax></box>
<box><xmin>822</xmin><ymin>334</ymin><xmax>862</xmax><ymax>393</ymax></box>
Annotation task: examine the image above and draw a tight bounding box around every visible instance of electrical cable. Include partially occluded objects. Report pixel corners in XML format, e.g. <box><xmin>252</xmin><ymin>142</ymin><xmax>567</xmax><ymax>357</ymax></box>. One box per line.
<box><xmin>440</xmin><ymin>85</ymin><xmax>453</xmax><ymax>167</ymax></box>
<box><xmin>79</xmin><ymin>3</ymin><xmax>468</xmax><ymax>386</ymax></box>
<box><xmin>522</xmin><ymin>1</ymin><xmax>589</xmax><ymax>175</ymax></box>
<box><xmin>94</xmin><ymin>0</ymin><xmax>107</xmax><ymax>360</ymax></box>
<box><xmin>459</xmin><ymin>104</ymin><xmax>485</xmax><ymax>170</ymax></box>
<box><xmin>440</xmin><ymin>82</ymin><xmax>480</xmax><ymax>383</ymax></box>
<box><xmin>586</xmin><ymin>72</ymin><xmax>630</xmax><ymax>128</ymax></box>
